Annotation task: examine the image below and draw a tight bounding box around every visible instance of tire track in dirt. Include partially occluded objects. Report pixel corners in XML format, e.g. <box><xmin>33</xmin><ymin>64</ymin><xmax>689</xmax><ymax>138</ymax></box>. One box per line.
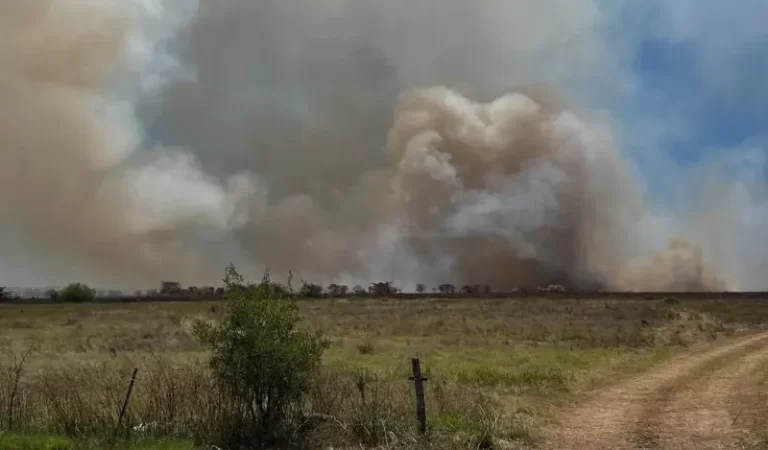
<box><xmin>536</xmin><ymin>332</ymin><xmax>768</xmax><ymax>450</ymax></box>
<box><xmin>634</xmin><ymin>336</ymin><xmax>768</xmax><ymax>449</ymax></box>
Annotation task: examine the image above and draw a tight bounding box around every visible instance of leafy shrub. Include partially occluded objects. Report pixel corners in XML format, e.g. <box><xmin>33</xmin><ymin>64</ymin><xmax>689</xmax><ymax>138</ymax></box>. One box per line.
<box><xmin>193</xmin><ymin>264</ymin><xmax>329</xmax><ymax>447</ymax></box>
<box><xmin>58</xmin><ymin>283</ymin><xmax>95</xmax><ymax>303</ymax></box>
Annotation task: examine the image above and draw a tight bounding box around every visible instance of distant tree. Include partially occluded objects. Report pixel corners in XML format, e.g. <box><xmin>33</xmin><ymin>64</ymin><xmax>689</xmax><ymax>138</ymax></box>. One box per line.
<box><xmin>438</xmin><ymin>284</ymin><xmax>456</xmax><ymax>294</ymax></box>
<box><xmin>369</xmin><ymin>281</ymin><xmax>395</xmax><ymax>297</ymax></box>
<box><xmin>460</xmin><ymin>284</ymin><xmax>482</xmax><ymax>295</ymax></box>
<box><xmin>198</xmin><ymin>286</ymin><xmax>216</xmax><ymax>297</ymax></box>
<box><xmin>59</xmin><ymin>283</ymin><xmax>95</xmax><ymax>303</ymax></box>
<box><xmin>483</xmin><ymin>285</ymin><xmax>492</xmax><ymax>294</ymax></box>
<box><xmin>352</xmin><ymin>285</ymin><xmax>366</xmax><ymax>296</ymax></box>
<box><xmin>0</xmin><ymin>286</ymin><xmax>6</xmax><ymax>302</ymax></box>
<box><xmin>249</xmin><ymin>267</ymin><xmax>290</xmax><ymax>297</ymax></box>
<box><xmin>416</xmin><ymin>283</ymin><xmax>427</xmax><ymax>294</ymax></box>
<box><xmin>327</xmin><ymin>284</ymin><xmax>349</xmax><ymax>297</ymax></box>
<box><xmin>299</xmin><ymin>280</ymin><xmax>323</xmax><ymax>298</ymax></box>
<box><xmin>160</xmin><ymin>281</ymin><xmax>182</xmax><ymax>295</ymax></box>
<box><xmin>47</xmin><ymin>289</ymin><xmax>59</xmax><ymax>301</ymax></box>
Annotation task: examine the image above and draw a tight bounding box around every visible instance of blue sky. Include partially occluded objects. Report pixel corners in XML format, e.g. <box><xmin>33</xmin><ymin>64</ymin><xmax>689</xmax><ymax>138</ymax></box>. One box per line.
<box><xmin>597</xmin><ymin>1</ymin><xmax>767</xmax><ymax>205</ymax></box>
<box><xmin>632</xmin><ymin>38</ymin><xmax>764</xmax><ymax>163</ymax></box>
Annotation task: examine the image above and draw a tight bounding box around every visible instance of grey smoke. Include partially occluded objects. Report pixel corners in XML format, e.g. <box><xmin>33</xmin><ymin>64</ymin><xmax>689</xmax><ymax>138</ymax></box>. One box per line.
<box><xmin>0</xmin><ymin>0</ymin><xmax>749</xmax><ymax>290</ymax></box>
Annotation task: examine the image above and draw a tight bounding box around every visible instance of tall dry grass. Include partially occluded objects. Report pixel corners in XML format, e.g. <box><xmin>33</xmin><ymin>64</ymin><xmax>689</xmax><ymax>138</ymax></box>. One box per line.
<box><xmin>0</xmin><ymin>296</ymin><xmax>759</xmax><ymax>449</ymax></box>
<box><xmin>0</xmin><ymin>353</ymin><xmax>529</xmax><ymax>449</ymax></box>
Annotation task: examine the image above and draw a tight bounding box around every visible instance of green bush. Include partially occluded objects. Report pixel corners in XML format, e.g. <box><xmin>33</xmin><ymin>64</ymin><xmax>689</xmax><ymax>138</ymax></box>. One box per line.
<box><xmin>58</xmin><ymin>283</ymin><xmax>95</xmax><ymax>303</ymax></box>
<box><xmin>193</xmin><ymin>264</ymin><xmax>329</xmax><ymax>447</ymax></box>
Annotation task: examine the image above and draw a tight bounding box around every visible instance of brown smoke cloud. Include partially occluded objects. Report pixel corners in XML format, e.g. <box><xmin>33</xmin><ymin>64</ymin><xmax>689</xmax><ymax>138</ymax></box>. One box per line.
<box><xmin>0</xmin><ymin>1</ymin><xmax>736</xmax><ymax>290</ymax></box>
<box><xmin>616</xmin><ymin>239</ymin><xmax>727</xmax><ymax>292</ymax></box>
<box><xmin>383</xmin><ymin>87</ymin><xmax>727</xmax><ymax>291</ymax></box>
<box><xmin>0</xmin><ymin>1</ymin><xmax>254</xmax><ymax>288</ymax></box>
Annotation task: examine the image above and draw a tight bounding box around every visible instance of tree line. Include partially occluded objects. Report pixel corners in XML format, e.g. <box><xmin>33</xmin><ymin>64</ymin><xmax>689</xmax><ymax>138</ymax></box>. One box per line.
<box><xmin>0</xmin><ymin>271</ymin><xmax>573</xmax><ymax>304</ymax></box>
<box><xmin>0</xmin><ymin>283</ymin><xmax>96</xmax><ymax>303</ymax></box>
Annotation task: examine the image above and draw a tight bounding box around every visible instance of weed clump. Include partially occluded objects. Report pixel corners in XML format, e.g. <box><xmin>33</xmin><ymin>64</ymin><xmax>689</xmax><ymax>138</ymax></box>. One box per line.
<box><xmin>357</xmin><ymin>340</ymin><xmax>375</xmax><ymax>355</ymax></box>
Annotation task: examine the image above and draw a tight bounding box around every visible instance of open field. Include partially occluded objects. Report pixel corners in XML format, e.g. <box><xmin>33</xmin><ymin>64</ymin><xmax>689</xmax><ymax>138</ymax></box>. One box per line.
<box><xmin>2</xmin><ymin>295</ymin><xmax>768</xmax><ymax>449</ymax></box>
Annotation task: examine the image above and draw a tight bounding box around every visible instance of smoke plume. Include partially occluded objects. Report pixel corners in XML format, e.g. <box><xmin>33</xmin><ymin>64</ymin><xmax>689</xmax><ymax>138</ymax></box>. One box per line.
<box><xmin>0</xmin><ymin>1</ymin><xmax>751</xmax><ymax>290</ymax></box>
<box><xmin>0</xmin><ymin>1</ymin><xmax>254</xmax><ymax>287</ymax></box>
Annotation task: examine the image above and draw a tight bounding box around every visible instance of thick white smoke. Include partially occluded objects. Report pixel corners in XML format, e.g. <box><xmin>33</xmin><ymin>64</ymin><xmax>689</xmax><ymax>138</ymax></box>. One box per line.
<box><xmin>0</xmin><ymin>0</ymin><xmax>760</xmax><ymax>290</ymax></box>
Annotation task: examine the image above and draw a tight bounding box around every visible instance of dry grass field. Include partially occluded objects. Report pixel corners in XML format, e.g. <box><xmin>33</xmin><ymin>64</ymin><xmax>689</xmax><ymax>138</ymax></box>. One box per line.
<box><xmin>2</xmin><ymin>296</ymin><xmax>768</xmax><ymax>449</ymax></box>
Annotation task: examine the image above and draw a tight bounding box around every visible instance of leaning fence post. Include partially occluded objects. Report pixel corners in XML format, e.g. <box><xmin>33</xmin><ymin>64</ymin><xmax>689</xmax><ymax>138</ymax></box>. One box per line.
<box><xmin>116</xmin><ymin>368</ymin><xmax>138</xmax><ymax>436</ymax></box>
<box><xmin>408</xmin><ymin>357</ymin><xmax>428</xmax><ymax>434</ymax></box>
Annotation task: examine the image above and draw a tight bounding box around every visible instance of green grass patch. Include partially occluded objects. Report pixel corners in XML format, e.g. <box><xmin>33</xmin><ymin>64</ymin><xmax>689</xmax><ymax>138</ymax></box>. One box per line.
<box><xmin>682</xmin><ymin>299</ymin><xmax>768</xmax><ymax>326</ymax></box>
<box><xmin>453</xmin><ymin>365</ymin><xmax>572</xmax><ymax>390</ymax></box>
<box><xmin>325</xmin><ymin>345</ymin><xmax>650</xmax><ymax>392</ymax></box>
<box><xmin>0</xmin><ymin>434</ymin><xmax>194</xmax><ymax>450</ymax></box>
<box><xmin>0</xmin><ymin>434</ymin><xmax>74</xmax><ymax>450</ymax></box>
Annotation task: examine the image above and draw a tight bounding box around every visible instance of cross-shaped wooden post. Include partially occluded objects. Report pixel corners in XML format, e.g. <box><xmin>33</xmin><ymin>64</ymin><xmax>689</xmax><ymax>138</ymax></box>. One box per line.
<box><xmin>408</xmin><ymin>357</ymin><xmax>428</xmax><ymax>434</ymax></box>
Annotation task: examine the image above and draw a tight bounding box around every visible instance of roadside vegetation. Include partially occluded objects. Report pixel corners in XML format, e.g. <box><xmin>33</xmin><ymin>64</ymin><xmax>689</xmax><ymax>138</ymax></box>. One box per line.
<box><xmin>1</xmin><ymin>267</ymin><xmax>766</xmax><ymax>449</ymax></box>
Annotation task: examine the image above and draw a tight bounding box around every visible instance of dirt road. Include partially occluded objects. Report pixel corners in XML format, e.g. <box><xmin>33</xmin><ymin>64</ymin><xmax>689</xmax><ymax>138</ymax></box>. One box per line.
<box><xmin>538</xmin><ymin>331</ymin><xmax>768</xmax><ymax>450</ymax></box>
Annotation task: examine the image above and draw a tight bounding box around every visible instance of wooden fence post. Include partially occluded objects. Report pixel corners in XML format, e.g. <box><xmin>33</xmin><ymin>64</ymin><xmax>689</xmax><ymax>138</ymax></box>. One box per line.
<box><xmin>116</xmin><ymin>368</ymin><xmax>138</xmax><ymax>437</ymax></box>
<box><xmin>408</xmin><ymin>357</ymin><xmax>428</xmax><ymax>434</ymax></box>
